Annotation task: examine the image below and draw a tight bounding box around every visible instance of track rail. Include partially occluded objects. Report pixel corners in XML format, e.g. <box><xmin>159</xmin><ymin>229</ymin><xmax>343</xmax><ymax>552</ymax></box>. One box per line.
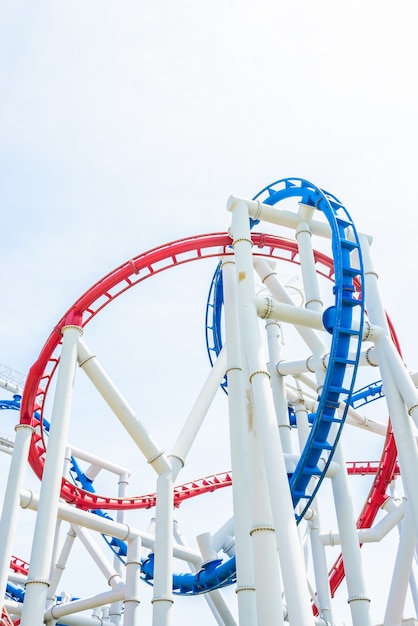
<box><xmin>326</xmin><ymin>319</ymin><xmax>401</xmax><ymax>599</ymax></box>
<box><xmin>11</xmin><ymin>182</ymin><xmax>403</xmax><ymax>599</ymax></box>
<box><xmin>207</xmin><ymin>178</ymin><xmax>365</xmax><ymax>520</ymax></box>
<box><xmin>21</xmin><ymin>231</ymin><xmax>341</xmax><ymax>510</ymax></box>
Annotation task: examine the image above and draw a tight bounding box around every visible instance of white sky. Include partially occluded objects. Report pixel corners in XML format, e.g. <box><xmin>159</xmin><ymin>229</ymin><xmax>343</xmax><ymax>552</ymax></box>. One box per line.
<box><xmin>1</xmin><ymin>2</ymin><xmax>418</xmax><ymax>625</ymax></box>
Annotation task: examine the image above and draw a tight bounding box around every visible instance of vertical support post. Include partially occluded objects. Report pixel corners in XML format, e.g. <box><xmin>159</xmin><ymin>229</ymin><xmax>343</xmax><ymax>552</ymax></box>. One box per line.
<box><xmin>295</xmin><ymin>219</ymin><xmax>323</xmax><ymax>312</ymax></box>
<box><xmin>173</xmin><ymin>521</ymin><xmax>237</xmax><ymax>626</ymax></box>
<box><xmin>292</xmin><ymin>392</ymin><xmax>335</xmax><ymax>624</ymax></box>
<box><xmin>247</xmin><ymin>418</ymin><xmax>285</xmax><ymax>626</ymax></box>
<box><xmin>20</xmin><ymin>324</ymin><xmax>82</xmax><ymax>626</ymax></box>
<box><xmin>360</xmin><ymin>235</ymin><xmax>418</xmax><ymax>535</ymax></box>
<box><xmin>222</xmin><ymin>258</ymin><xmax>258</xmax><ymax>626</ymax></box>
<box><xmin>229</xmin><ymin>199</ymin><xmax>314</xmax><ymax>626</ymax></box>
<box><xmin>46</xmin><ymin>518</ymin><xmax>63</xmax><ymax>609</ymax></box>
<box><xmin>124</xmin><ymin>535</ymin><xmax>142</xmax><ymax>626</ymax></box>
<box><xmin>0</xmin><ymin>422</ymin><xmax>33</xmax><ymax>604</ymax></box>
<box><xmin>152</xmin><ymin>473</ymin><xmax>174</xmax><ymax>626</ymax></box>
<box><xmin>308</xmin><ymin>506</ymin><xmax>334</xmax><ymax>625</ymax></box>
<box><xmin>265</xmin><ymin>318</ymin><xmax>293</xmax><ymax>454</ymax></box>
<box><xmin>292</xmin><ymin>396</ymin><xmax>335</xmax><ymax>623</ymax></box>
<box><xmin>384</xmin><ymin>503</ymin><xmax>416</xmax><ymax>626</ymax></box>
<box><xmin>331</xmin><ymin>444</ymin><xmax>371</xmax><ymax>626</ymax></box>
<box><xmin>110</xmin><ymin>472</ymin><xmax>130</xmax><ymax>625</ymax></box>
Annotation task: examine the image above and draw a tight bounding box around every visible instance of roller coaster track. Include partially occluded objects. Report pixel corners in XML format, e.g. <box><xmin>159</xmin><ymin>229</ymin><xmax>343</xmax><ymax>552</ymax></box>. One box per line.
<box><xmin>207</xmin><ymin>178</ymin><xmax>365</xmax><ymax>520</ymax></box>
<box><xmin>2</xmin><ymin>178</ymin><xmax>405</xmax><ymax>601</ymax></box>
<box><xmin>326</xmin><ymin>318</ymin><xmax>402</xmax><ymax>600</ymax></box>
<box><xmin>19</xmin><ymin>226</ymin><xmax>362</xmax><ymax>514</ymax></box>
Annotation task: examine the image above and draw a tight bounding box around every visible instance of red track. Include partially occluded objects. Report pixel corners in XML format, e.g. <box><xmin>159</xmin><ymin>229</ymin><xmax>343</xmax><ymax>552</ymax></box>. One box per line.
<box><xmin>18</xmin><ymin>230</ymin><xmax>399</xmax><ymax>603</ymax></box>
<box><xmin>20</xmin><ymin>232</ymin><xmax>341</xmax><ymax>510</ymax></box>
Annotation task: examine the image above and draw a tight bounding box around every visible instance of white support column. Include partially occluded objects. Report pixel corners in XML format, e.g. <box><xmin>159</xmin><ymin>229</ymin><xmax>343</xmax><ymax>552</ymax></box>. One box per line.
<box><xmin>379</xmin><ymin>335</ymin><xmax>418</xmax><ymax>428</ymax></box>
<box><xmin>77</xmin><ymin>338</ymin><xmax>171</xmax><ymax>476</ymax></box>
<box><xmin>384</xmin><ymin>503</ymin><xmax>416</xmax><ymax>626</ymax></box>
<box><xmin>173</xmin><ymin>521</ymin><xmax>236</xmax><ymax>626</ymax></box>
<box><xmin>265</xmin><ymin>318</ymin><xmax>293</xmax><ymax>454</ymax></box>
<box><xmin>227</xmin><ymin>195</ymin><xmax>338</xmax><ymax>240</ymax></box>
<box><xmin>408</xmin><ymin>572</ymin><xmax>418</xmax><ymax>621</ymax></box>
<box><xmin>294</xmin><ymin>396</ymin><xmax>311</xmax><ymax>454</ymax></box>
<box><xmin>48</xmin><ymin>526</ymin><xmax>77</xmax><ymax>598</ymax></box>
<box><xmin>0</xmin><ymin>422</ymin><xmax>33</xmax><ymax>604</ymax></box>
<box><xmin>295</xmin><ymin>219</ymin><xmax>323</xmax><ymax>313</ymax></box>
<box><xmin>247</xmin><ymin>414</ymin><xmax>285</xmax><ymax>626</ymax></box>
<box><xmin>20</xmin><ymin>324</ymin><xmax>82</xmax><ymax>626</ymax></box>
<box><xmin>169</xmin><ymin>347</ymin><xmax>227</xmax><ymax>481</ymax></box>
<box><xmin>308</xmin><ymin>506</ymin><xmax>334</xmax><ymax>625</ymax></box>
<box><xmin>110</xmin><ymin>471</ymin><xmax>129</xmax><ymax>626</ymax></box>
<box><xmin>378</xmin><ymin>357</ymin><xmax>418</xmax><ymax>532</ymax></box>
<box><xmin>331</xmin><ymin>443</ymin><xmax>371</xmax><ymax>626</ymax></box>
<box><xmin>229</xmin><ymin>199</ymin><xmax>314</xmax><ymax>626</ymax></box>
<box><xmin>44</xmin><ymin>589</ymin><xmax>124</xmax><ymax>622</ymax></box>
<box><xmin>19</xmin><ymin>490</ymin><xmax>201</xmax><ymax>566</ymax></box>
<box><xmin>360</xmin><ymin>235</ymin><xmax>418</xmax><ymax>535</ymax></box>
<box><xmin>152</xmin><ymin>473</ymin><xmax>174</xmax><ymax>626</ymax></box>
<box><xmin>5</xmin><ymin>600</ymin><xmax>118</xmax><ymax>626</ymax></box>
<box><xmin>222</xmin><ymin>257</ymin><xmax>258</xmax><ymax>626</ymax></box>
<box><xmin>74</xmin><ymin>525</ymin><xmax>124</xmax><ymax>592</ymax></box>
<box><xmin>124</xmin><ymin>535</ymin><xmax>142</xmax><ymax>626</ymax></box>
<box><xmin>292</xmin><ymin>389</ymin><xmax>334</xmax><ymax>625</ymax></box>
<box><xmin>253</xmin><ymin>257</ymin><xmax>325</xmax><ymax>355</ymax></box>
<box><xmin>46</xmin><ymin>518</ymin><xmax>63</xmax><ymax>609</ymax></box>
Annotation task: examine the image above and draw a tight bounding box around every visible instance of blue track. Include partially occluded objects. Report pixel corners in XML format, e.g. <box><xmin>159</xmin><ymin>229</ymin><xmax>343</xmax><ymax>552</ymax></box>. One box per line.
<box><xmin>206</xmin><ymin>178</ymin><xmax>365</xmax><ymax>521</ymax></box>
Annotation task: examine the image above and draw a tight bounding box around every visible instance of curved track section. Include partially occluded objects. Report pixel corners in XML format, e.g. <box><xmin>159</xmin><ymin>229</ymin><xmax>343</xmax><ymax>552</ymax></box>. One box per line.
<box><xmin>207</xmin><ymin>177</ymin><xmax>365</xmax><ymax>520</ymax></box>
<box><xmin>20</xmin><ymin>232</ymin><xmax>342</xmax><ymax>596</ymax></box>
<box><xmin>20</xmin><ymin>228</ymin><xmax>362</xmax><ymax>514</ymax></box>
<box><xmin>18</xmin><ymin>179</ymin><xmax>366</xmax><ymax>598</ymax></box>
<box><xmin>4</xmin><ymin>181</ymin><xmax>412</xmax><ymax>623</ymax></box>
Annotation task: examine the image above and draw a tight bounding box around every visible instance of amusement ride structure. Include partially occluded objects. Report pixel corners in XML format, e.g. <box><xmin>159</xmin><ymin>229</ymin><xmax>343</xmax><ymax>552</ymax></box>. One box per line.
<box><xmin>1</xmin><ymin>177</ymin><xmax>418</xmax><ymax>626</ymax></box>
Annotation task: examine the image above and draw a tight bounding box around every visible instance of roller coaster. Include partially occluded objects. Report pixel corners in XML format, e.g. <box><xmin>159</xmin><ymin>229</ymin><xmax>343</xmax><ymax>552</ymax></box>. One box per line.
<box><xmin>1</xmin><ymin>178</ymin><xmax>418</xmax><ymax>625</ymax></box>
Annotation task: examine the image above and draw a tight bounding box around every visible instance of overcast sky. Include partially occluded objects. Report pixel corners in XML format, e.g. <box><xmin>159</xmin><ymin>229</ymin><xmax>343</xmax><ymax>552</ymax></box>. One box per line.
<box><xmin>1</xmin><ymin>2</ymin><xmax>417</xmax><ymax>625</ymax></box>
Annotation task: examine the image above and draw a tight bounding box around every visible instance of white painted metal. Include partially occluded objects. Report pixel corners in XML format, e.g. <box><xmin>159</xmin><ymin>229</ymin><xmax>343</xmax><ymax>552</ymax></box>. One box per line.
<box><xmin>77</xmin><ymin>339</ymin><xmax>172</xmax><ymax>477</ymax></box>
<box><xmin>308</xmin><ymin>505</ymin><xmax>335</xmax><ymax>625</ymax></box>
<box><xmin>111</xmin><ymin>471</ymin><xmax>130</xmax><ymax>625</ymax></box>
<box><xmin>74</xmin><ymin>525</ymin><xmax>124</xmax><ymax>591</ymax></box>
<box><xmin>4</xmin><ymin>600</ymin><xmax>112</xmax><ymax>626</ymax></box>
<box><xmin>1</xmin><ymin>188</ymin><xmax>418</xmax><ymax>626</ymax></box>
<box><xmin>0</xmin><ymin>423</ymin><xmax>32</xmax><ymax>604</ymax></box>
<box><xmin>48</xmin><ymin>525</ymin><xmax>77</xmax><ymax>600</ymax></box>
<box><xmin>151</xmin><ymin>473</ymin><xmax>174</xmax><ymax>626</ymax></box>
<box><xmin>330</xmin><ymin>444</ymin><xmax>372</xmax><ymax>626</ymax></box>
<box><xmin>222</xmin><ymin>258</ymin><xmax>258</xmax><ymax>626</ymax></box>
<box><xmin>18</xmin><ymin>489</ymin><xmax>201</xmax><ymax>566</ymax></box>
<box><xmin>20</xmin><ymin>324</ymin><xmax>82</xmax><ymax>626</ymax></box>
<box><xmin>173</xmin><ymin>521</ymin><xmax>237</xmax><ymax>626</ymax></box>
<box><xmin>384</xmin><ymin>504</ymin><xmax>416</xmax><ymax>626</ymax></box>
<box><xmin>247</xmin><ymin>425</ymin><xmax>285</xmax><ymax>626</ymax></box>
<box><xmin>169</xmin><ymin>347</ymin><xmax>228</xmax><ymax>481</ymax></box>
<box><xmin>295</xmin><ymin>221</ymin><xmax>323</xmax><ymax>313</ymax></box>
<box><xmin>229</xmin><ymin>198</ymin><xmax>315</xmax><ymax>625</ymax></box>
<box><xmin>360</xmin><ymin>236</ymin><xmax>418</xmax><ymax>538</ymax></box>
<box><xmin>44</xmin><ymin>588</ymin><xmax>124</xmax><ymax>621</ymax></box>
<box><xmin>123</xmin><ymin>535</ymin><xmax>141</xmax><ymax>626</ymax></box>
